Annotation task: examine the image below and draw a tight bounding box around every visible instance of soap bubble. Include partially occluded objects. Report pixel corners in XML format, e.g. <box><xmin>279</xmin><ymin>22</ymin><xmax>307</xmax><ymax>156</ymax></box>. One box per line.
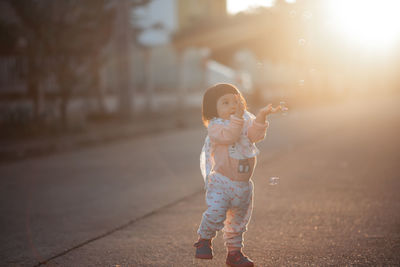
<box><xmin>302</xmin><ymin>11</ymin><xmax>312</xmax><ymax>20</ymax></box>
<box><xmin>280</xmin><ymin>101</ymin><xmax>288</xmax><ymax>115</ymax></box>
<box><xmin>269</xmin><ymin>176</ymin><xmax>280</xmax><ymax>185</ymax></box>
<box><xmin>298</xmin><ymin>39</ymin><xmax>306</xmax><ymax>46</ymax></box>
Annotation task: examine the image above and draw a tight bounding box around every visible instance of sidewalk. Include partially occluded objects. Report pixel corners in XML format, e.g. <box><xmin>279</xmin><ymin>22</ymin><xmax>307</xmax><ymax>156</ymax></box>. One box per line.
<box><xmin>0</xmin><ymin>107</ymin><xmax>202</xmax><ymax>163</ymax></box>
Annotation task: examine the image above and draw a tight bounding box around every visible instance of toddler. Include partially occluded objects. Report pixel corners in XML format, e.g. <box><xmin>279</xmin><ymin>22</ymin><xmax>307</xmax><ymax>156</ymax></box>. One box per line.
<box><xmin>194</xmin><ymin>83</ymin><xmax>282</xmax><ymax>267</ymax></box>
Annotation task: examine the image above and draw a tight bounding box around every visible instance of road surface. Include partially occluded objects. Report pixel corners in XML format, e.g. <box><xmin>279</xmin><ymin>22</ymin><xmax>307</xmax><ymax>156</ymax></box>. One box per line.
<box><xmin>1</xmin><ymin>96</ymin><xmax>399</xmax><ymax>266</ymax></box>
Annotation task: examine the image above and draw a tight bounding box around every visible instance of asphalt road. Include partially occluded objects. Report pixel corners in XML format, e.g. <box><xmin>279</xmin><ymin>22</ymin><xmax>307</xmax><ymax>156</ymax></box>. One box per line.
<box><xmin>1</xmin><ymin>96</ymin><xmax>399</xmax><ymax>266</ymax></box>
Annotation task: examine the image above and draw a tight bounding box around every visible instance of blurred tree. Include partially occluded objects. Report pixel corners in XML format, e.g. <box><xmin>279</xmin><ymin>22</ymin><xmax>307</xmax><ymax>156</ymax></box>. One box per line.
<box><xmin>115</xmin><ymin>0</ymin><xmax>150</xmax><ymax>118</ymax></box>
<box><xmin>0</xmin><ymin>22</ymin><xmax>19</xmax><ymax>54</ymax></box>
<box><xmin>3</xmin><ymin>0</ymin><xmax>117</xmax><ymax>127</ymax></box>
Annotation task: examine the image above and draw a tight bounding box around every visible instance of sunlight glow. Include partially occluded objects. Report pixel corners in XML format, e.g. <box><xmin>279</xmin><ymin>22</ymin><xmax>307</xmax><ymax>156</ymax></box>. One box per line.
<box><xmin>227</xmin><ymin>0</ymin><xmax>275</xmax><ymax>14</ymax></box>
<box><xmin>326</xmin><ymin>0</ymin><xmax>400</xmax><ymax>49</ymax></box>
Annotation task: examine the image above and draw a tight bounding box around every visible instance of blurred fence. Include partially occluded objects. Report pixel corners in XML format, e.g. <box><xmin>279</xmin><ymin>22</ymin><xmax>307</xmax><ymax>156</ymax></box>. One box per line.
<box><xmin>0</xmin><ymin>43</ymin><xmax>341</xmax><ymax>130</ymax></box>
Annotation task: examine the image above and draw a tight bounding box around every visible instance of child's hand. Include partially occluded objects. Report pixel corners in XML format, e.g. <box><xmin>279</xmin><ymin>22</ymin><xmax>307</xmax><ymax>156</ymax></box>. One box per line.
<box><xmin>255</xmin><ymin>104</ymin><xmax>282</xmax><ymax>123</ymax></box>
<box><xmin>234</xmin><ymin>95</ymin><xmax>245</xmax><ymax>118</ymax></box>
<box><xmin>262</xmin><ymin>104</ymin><xmax>282</xmax><ymax>115</ymax></box>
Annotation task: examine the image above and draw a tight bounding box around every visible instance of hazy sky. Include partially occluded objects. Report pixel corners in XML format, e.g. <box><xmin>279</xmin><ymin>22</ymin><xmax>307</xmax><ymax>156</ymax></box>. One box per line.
<box><xmin>227</xmin><ymin>0</ymin><xmax>275</xmax><ymax>14</ymax></box>
<box><xmin>227</xmin><ymin>0</ymin><xmax>297</xmax><ymax>14</ymax></box>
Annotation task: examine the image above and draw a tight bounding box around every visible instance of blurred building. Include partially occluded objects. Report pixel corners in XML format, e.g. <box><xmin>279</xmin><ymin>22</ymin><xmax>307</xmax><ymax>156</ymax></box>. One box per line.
<box><xmin>176</xmin><ymin>0</ymin><xmax>226</xmax><ymax>31</ymax></box>
<box><xmin>101</xmin><ymin>0</ymin><xmax>251</xmax><ymax>113</ymax></box>
<box><xmin>0</xmin><ymin>0</ymin><xmax>332</xmax><ymax>129</ymax></box>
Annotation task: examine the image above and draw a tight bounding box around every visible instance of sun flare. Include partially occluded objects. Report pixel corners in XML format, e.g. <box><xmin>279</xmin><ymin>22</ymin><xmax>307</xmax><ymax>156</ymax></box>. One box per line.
<box><xmin>227</xmin><ymin>0</ymin><xmax>275</xmax><ymax>14</ymax></box>
<box><xmin>325</xmin><ymin>0</ymin><xmax>400</xmax><ymax>49</ymax></box>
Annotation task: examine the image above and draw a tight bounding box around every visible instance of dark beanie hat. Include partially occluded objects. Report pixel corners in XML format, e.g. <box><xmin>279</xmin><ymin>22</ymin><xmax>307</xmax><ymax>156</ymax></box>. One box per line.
<box><xmin>202</xmin><ymin>83</ymin><xmax>241</xmax><ymax>122</ymax></box>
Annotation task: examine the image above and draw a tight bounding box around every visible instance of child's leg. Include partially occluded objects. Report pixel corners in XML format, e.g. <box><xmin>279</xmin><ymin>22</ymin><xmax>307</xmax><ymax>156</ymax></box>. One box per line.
<box><xmin>222</xmin><ymin>181</ymin><xmax>253</xmax><ymax>251</ymax></box>
<box><xmin>197</xmin><ymin>175</ymin><xmax>230</xmax><ymax>240</ymax></box>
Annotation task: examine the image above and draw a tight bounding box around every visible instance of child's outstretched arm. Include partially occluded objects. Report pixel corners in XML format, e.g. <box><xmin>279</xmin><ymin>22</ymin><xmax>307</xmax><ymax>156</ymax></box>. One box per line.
<box><xmin>255</xmin><ymin>104</ymin><xmax>282</xmax><ymax>124</ymax></box>
<box><xmin>248</xmin><ymin>104</ymin><xmax>281</xmax><ymax>143</ymax></box>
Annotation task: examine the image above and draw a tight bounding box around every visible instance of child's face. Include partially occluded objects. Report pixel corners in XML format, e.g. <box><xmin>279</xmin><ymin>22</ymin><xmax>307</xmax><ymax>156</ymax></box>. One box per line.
<box><xmin>216</xmin><ymin>93</ymin><xmax>238</xmax><ymax>120</ymax></box>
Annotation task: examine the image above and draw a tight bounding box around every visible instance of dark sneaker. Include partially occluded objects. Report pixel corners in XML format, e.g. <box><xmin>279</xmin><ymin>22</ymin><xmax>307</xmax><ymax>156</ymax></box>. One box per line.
<box><xmin>194</xmin><ymin>239</ymin><xmax>213</xmax><ymax>259</ymax></box>
<box><xmin>226</xmin><ymin>250</ymin><xmax>254</xmax><ymax>267</ymax></box>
